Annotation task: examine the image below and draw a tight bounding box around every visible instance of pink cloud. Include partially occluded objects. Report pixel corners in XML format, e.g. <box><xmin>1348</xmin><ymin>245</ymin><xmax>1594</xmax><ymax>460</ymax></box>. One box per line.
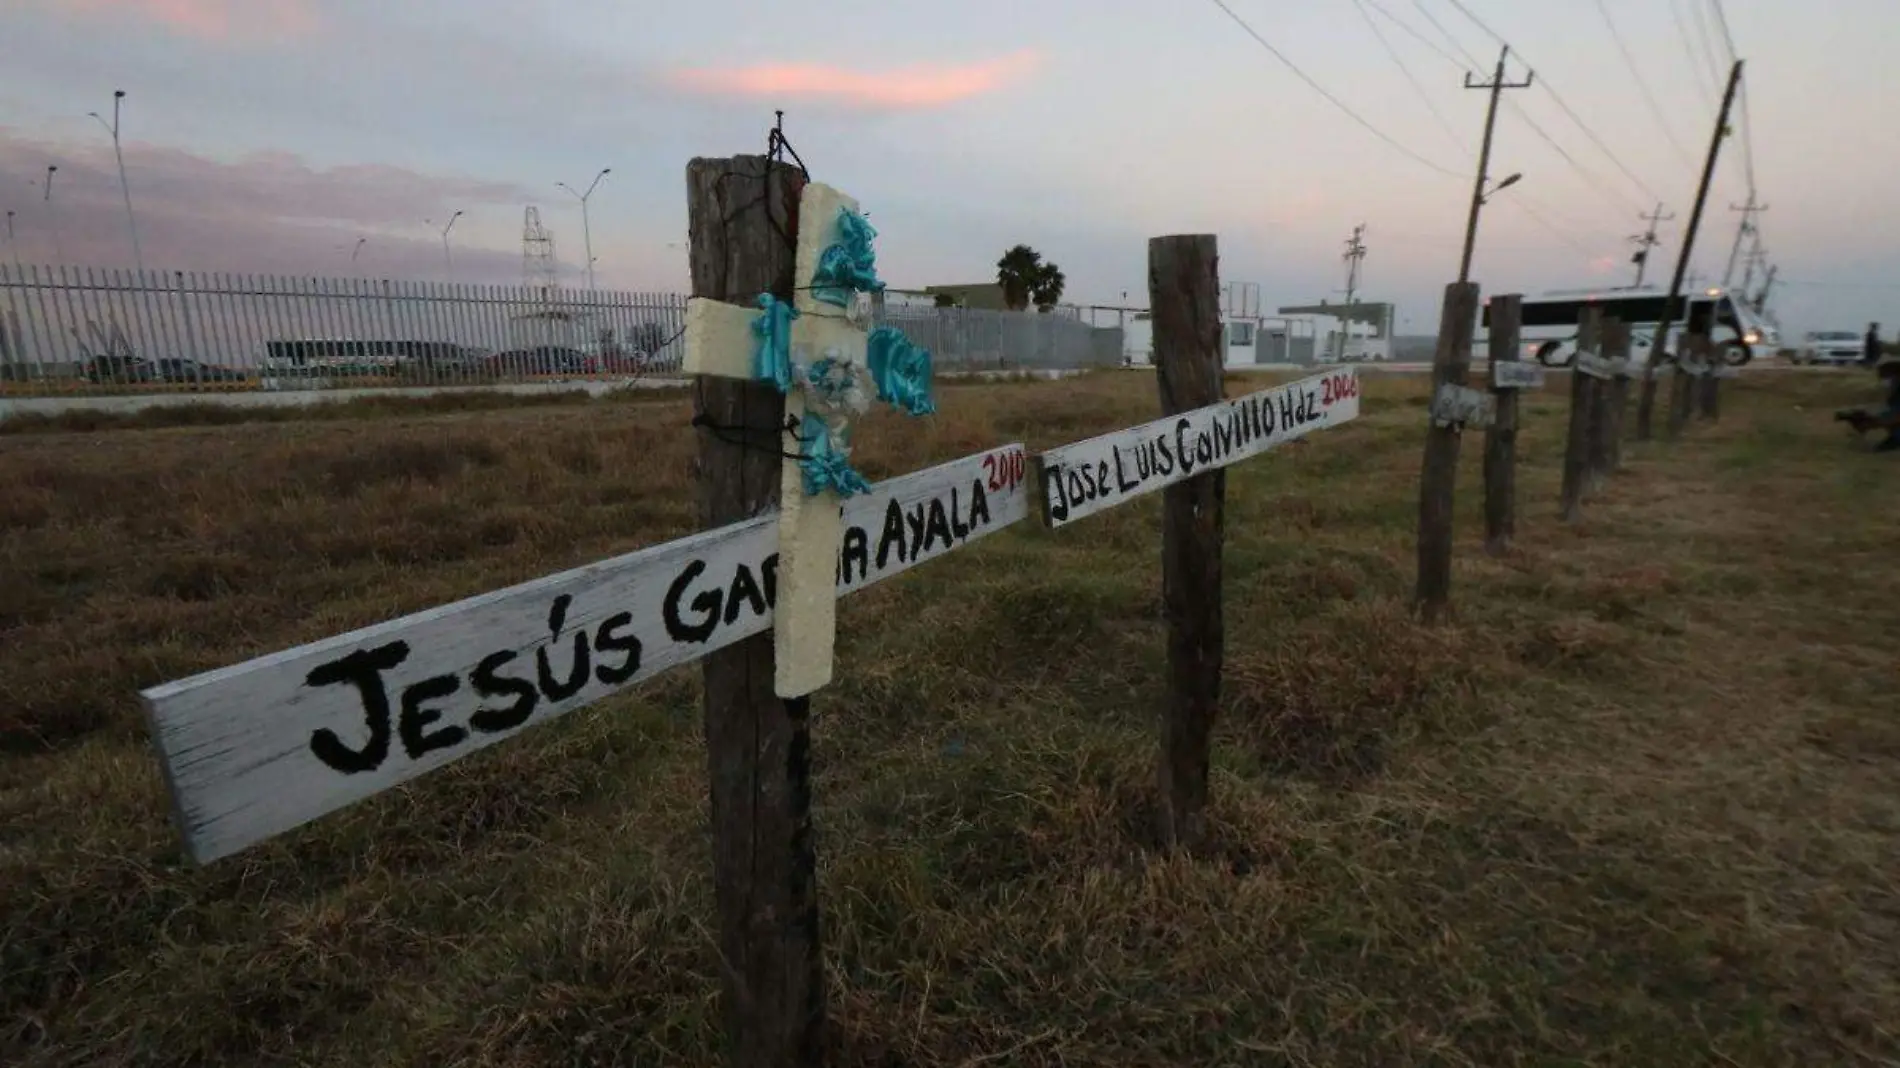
<box><xmin>31</xmin><ymin>0</ymin><xmax>318</xmax><ymax>41</ymax></box>
<box><xmin>670</xmin><ymin>50</ymin><xmax>1040</xmax><ymax>110</ymax></box>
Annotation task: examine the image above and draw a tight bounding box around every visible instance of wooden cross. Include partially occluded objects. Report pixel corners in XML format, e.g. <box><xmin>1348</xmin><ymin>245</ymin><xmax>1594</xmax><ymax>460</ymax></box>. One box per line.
<box><xmin>682</xmin><ymin>181</ymin><xmax>885</xmax><ymax>699</ymax></box>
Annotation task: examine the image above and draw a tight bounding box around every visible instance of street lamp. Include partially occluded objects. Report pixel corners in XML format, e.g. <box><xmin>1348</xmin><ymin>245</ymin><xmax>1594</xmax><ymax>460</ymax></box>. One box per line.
<box><xmin>428</xmin><ymin>212</ymin><xmax>463</xmax><ymax>280</ymax></box>
<box><xmin>1482</xmin><ymin>172</ymin><xmax>1523</xmax><ymax>201</ymax></box>
<box><xmin>5</xmin><ymin>210</ymin><xmax>20</xmax><ymax>272</ymax></box>
<box><xmin>556</xmin><ymin>168</ymin><xmax>610</xmax><ymax>291</ymax></box>
<box><xmin>351</xmin><ymin>237</ymin><xmax>367</xmax><ymax>265</ymax></box>
<box><xmin>43</xmin><ymin>165</ymin><xmax>62</xmax><ymax>266</ymax></box>
<box><xmin>87</xmin><ymin>90</ymin><xmax>143</xmax><ymax>273</ymax></box>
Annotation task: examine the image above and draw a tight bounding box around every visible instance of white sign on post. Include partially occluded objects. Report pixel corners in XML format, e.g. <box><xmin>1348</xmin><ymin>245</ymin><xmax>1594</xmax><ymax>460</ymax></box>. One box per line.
<box><xmin>1036</xmin><ymin>368</ymin><xmax>1360</xmax><ymax>529</ymax></box>
<box><xmin>1430</xmin><ymin>382</ymin><xmax>1495</xmax><ymax>428</ymax></box>
<box><xmin>142</xmin><ymin>444</ymin><xmax>1030</xmax><ymax>864</ymax></box>
<box><xmin>1575</xmin><ymin>350</ymin><xmax>1617</xmax><ymax>379</ymax></box>
<box><xmin>1491</xmin><ymin>361</ymin><xmax>1547</xmax><ymax>391</ymax></box>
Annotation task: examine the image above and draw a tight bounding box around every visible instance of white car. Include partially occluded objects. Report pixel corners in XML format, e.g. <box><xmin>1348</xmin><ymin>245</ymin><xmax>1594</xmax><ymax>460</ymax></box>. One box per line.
<box><xmin>1795</xmin><ymin>331</ymin><xmax>1865</xmax><ymax>365</ymax></box>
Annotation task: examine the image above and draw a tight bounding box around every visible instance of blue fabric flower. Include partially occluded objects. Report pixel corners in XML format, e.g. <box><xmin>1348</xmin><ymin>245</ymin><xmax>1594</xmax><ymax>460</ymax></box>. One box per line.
<box><xmin>797</xmin><ymin>411</ymin><xmax>872</xmax><ymax>498</ymax></box>
<box><xmin>810</xmin><ymin>207</ymin><xmax>885</xmax><ymax>308</ymax></box>
<box><xmin>750</xmin><ymin>293</ymin><xmax>798</xmax><ymax>393</ymax></box>
<box><xmin>866</xmin><ymin>327</ymin><xmax>937</xmax><ymax>416</ymax></box>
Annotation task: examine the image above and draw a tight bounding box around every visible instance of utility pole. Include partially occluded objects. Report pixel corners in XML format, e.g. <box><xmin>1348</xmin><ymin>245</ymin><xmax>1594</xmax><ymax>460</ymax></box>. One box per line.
<box><xmin>1637</xmin><ymin>59</ymin><xmax>1742</xmax><ymax>439</ymax></box>
<box><xmin>1458</xmin><ymin>45</ymin><xmax>1534</xmax><ymax>284</ymax></box>
<box><xmin>1741</xmin><ymin>241</ymin><xmax>1768</xmax><ymax>295</ymax></box>
<box><xmin>1339</xmin><ymin>223</ymin><xmax>1367</xmax><ymax>361</ymax></box>
<box><xmin>1722</xmin><ymin>196</ymin><xmax>1766</xmax><ymax>288</ymax></box>
<box><xmin>1628</xmin><ymin>203</ymin><xmax>1673</xmax><ymax>287</ymax></box>
<box><xmin>1753</xmin><ymin>264</ymin><xmax>1777</xmax><ymax>315</ymax></box>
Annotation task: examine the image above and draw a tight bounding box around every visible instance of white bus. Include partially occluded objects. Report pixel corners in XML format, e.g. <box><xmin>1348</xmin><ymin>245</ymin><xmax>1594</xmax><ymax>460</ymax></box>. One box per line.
<box><xmin>1484</xmin><ymin>286</ymin><xmax>1772</xmax><ymax>368</ymax></box>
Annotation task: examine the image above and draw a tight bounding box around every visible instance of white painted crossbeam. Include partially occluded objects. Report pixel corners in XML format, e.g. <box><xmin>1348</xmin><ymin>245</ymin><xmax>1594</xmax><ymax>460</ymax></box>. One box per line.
<box><xmin>1036</xmin><ymin>368</ymin><xmax>1360</xmax><ymax>529</ymax></box>
<box><xmin>143</xmin><ymin>443</ymin><xmax>1031</xmax><ymax>864</ymax></box>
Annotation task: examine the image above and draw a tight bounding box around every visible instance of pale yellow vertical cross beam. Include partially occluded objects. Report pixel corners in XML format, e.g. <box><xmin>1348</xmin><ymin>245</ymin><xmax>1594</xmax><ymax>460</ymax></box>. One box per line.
<box><xmin>680</xmin><ymin>181</ymin><xmax>869</xmax><ymax>697</ymax></box>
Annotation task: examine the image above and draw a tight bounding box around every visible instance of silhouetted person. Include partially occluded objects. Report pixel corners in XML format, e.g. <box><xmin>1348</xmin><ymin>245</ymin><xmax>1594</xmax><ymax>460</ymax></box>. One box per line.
<box><xmin>1877</xmin><ymin>358</ymin><xmax>1900</xmax><ymax>452</ymax></box>
<box><xmin>1866</xmin><ymin>322</ymin><xmax>1883</xmax><ymax>367</ymax></box>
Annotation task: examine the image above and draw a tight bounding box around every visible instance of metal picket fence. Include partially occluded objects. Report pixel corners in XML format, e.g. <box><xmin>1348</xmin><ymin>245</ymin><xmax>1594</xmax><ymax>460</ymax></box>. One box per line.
<box><xmin>0</xmin><ymin>265</ymin><xmax>1126</xmax><ymax>396</ymax></box>
<box><xmin>0</xmin><ymin>265</ymin><xmax>687</xmax><ymax>394</ymax></box>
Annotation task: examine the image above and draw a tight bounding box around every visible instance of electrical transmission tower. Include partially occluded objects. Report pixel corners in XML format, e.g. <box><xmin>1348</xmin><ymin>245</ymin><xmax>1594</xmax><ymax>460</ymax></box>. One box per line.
<box><xmin>522</xmin><ymin>206</ymin><xmax>559</xmax><ymax>297</ymax></box>
<box><xmin>1628</xmin><ymin>203</ymin><xmax>1674</xmax><ymax>287</ymax></box>
<box><xmin>1723</xmin><ymin>196</ymin><xmax>1768</xmax><ymax>289</ymax></box>
<box><xmin>1338</xmin><ymin>223</ymin><xmax>1368</xmax><ymax>361</ymax></box>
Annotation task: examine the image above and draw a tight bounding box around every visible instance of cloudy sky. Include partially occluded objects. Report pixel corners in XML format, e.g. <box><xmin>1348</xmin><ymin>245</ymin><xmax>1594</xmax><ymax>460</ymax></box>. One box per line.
<box><xmin>2</xmin><ymin>0</ymin><xmax>1895</xmax><ymax>335</ymax></box>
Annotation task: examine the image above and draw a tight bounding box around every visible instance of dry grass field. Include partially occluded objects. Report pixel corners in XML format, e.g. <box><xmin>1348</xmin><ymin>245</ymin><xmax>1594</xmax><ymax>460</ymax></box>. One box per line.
<box><xmin>3</xmin><ymin>368</ymin><xmax>1898</xmax><ymax>1066</ymax></box>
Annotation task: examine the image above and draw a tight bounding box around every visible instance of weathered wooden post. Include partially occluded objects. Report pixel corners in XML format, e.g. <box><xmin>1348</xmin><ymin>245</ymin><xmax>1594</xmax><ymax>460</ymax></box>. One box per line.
<box><xmin>1560</xmin><ymin>307</ymin><xmax>1603</xmax><ymax>523</ymax></box>
<box><xmin>1666</xmin><ymin>340</ymin><xmax>1696</xmax><ymax>440</ymax></box>
<box><xmin>1697</xmin><ymin>338</ymin><xmax>1723</xmax><ymax>420</ymax></box>
<box><xmin>1602</xmin><ymin>320</ymin><xmax>1632</xmax><ymax>471</ymax></box>
<box><xmin>1482</xmin><ymin>293</ymin><xmax>1533</xmax><ymax>555</ymax></box>
<box><xmin>685</xmin><ymin>154</ymin><xmax>824</xmax><ymax>1066</ymax></box>
<box><xmin>1585</xmin><ymin>315</ymin><xmax>1620</xmax><ymax>490</ymax></box>
<box><xmin>1150</xmin><ymin>234</ymin><xmax>1225</xmax><ymax>851</ymax></box>
<box><xmin>1415</xmin><ymin>281</ymin><xmax>1482</xmax><ymax>623</ymax></box>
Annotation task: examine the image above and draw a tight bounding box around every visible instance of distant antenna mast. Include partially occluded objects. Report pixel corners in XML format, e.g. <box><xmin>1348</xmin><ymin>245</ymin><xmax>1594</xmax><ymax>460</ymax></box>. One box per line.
<box><xmin>522</xmin><ymin>206</ymin><xmax>559</xmax><ymax>296</ymax></box>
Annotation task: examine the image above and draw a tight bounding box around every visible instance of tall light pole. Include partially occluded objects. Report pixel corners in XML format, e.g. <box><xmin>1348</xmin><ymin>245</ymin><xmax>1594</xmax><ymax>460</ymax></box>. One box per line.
<box><xmin>429</xmin><ymin>212</ymin><xmax>463</xmax><ymax>280</ymax></box>
<box><xmin>87</xmin><ymin>90</ymin><xmax>143</xmax><ymax>273</ymax></box>
<box><xmin>43</xmin><ymin>166</ymin><xmax>63</xmax><ymax>266</ymax></box>
<box><xmin>556</xmin><ymin>167</ymin><xmax>610</xmax><ymax>291</ymax></box>
<box><xmin>1457</xmin><ymin>47</ymin><xmax>1533</xmax><ymax>284</ymax></box>
<box><xmin>5</xmin><ymin>210</ymin><xmax>20</xmax><ymax>272</ymax></box>
<box><xmin>351</xmin><ymin>237</ymin><xmax>367</xmax><ymax>266</ymax></box>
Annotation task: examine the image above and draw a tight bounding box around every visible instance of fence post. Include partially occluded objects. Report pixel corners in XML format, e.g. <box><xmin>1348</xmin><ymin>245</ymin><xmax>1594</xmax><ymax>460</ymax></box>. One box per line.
<box><xmin>1414</xmin><ymin>281</ymin><xmax>1479</xmax><ymax>624</ymax></box>
<box><xmin>685</xmin><ymin>154</ymin><xmax>825</xmax><ymax>1067</ymax></box>
<box><xmin>1666</xmin><ymin>343</ymin><xmax>1695</xmax><ymax>440</ymax></box>
<box><xmin>1482</xmin><ymin>293</ymin><xmax>1523</xmax><ymax>556</ymax></box>
<box><xmin>1560</xmin><ymin>307</ymin><xmax>1603</xmax><ymax>523</ymax></box>
<box><xmin>1586</xmin><ymin>316</ymin><xmax>1620</xmax><ymax>490</ymax></box>
<box><xmin>1698</xmin><ymin>339</ymin><xmax>1721</xmax><ymax>420</ymax></box>
<box><xmin>1603</xmin><ymin>320</ymin><xmax>1632</xmax><ymax>472</ymax></box>
<box><xmin>1150</xmin><ymin>234</ymin><xmax>1225</xmax><ymax>851</ymax></box>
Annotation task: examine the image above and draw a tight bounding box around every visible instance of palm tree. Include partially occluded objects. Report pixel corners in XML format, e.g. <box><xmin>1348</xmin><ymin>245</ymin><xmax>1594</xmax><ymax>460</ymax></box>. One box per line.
<box><xmin>996</xmin><ymin>244</ymin><xmax>1042</xmax><ymax>311</ymax></box>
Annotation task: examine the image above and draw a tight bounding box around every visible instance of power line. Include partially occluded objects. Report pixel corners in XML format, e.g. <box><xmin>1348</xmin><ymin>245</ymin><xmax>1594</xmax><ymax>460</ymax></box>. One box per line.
<box><xmin>1706</xmin><ymin>0</ymin><xmax>1738</xmax><ymax>62</ymax></box>
<box><xmin>1360</xmin><ymin>0</ymin><xmax>1467</xmax><ymax>70</ymax></box>
<box><xmin>1669</xmin><ymin>0</ymin><xmax>1719</xmax><ymax>112</ymax></box>
<box><xmin>1411</xmin><ymin>0</ymin><xmax>1486</xmax><ymax>69</ymax></box>
<box><xmin>1734</xmin><ymin>70</ymin><xmax>1758</xmax><ymax>197</ymax></box>
<box><xmin>1777</xmin><ymin>278</ymin><xmax>1900</xmax><ymax>291</ymax></box>
<box><xmin>1592</xmin><ymin>0</ymin><xmax>1694</xmax><ymax>167</ymax></box>
<box><xmin>1435</xmin><ymin>0</ymin><xmax>1666</xmax><ymax>206</ymax></box>
<box><xmin>1504</xmin><ymin>196</ymin><xmax>1600</xmax><ymax>259</ymax></box>
<box><xmin>1202</xmin><ymin>0</ymin><xmax>1465</xmax><ymax>179</ymax></box>
<box><xmin>1685</xmin><ymin>0</ymin><xmax>1728</xmax><ymax>91</ymax></box>
<box><xmin>1506</xmin><ymin>97</ymin><xmax>1646</xmax><ymax>215</ymax></box>
<box><xmin>1350</xmin><ymin>0</ymin><xmax>1467</xmax><ymax>152</ymax></box>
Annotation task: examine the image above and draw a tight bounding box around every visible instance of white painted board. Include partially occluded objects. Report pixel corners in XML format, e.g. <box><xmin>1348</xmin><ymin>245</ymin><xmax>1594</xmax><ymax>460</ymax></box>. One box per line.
<box><xmin>143</xmin><ymin>443</ymin><xmax>1031</xmax><ymax>864</ymax></box>
<box><xmin>1575</xmin><ymin>351</ymin><xmax>1616</xmax><ymax>379</ymax></box>
<box><xmin>1036</xmin><ymin>368</ymin><xmax>1359</xmax><ymax>529</ymax></box>
<box><xmin>1430</xmin><ymin>382</ymin><xmax>1495</xmax><ymax>428</ymax></box>
<box><xmin>1491</xmin><ymin>361</ymin><xmax>1546</xmax><ymax>391</ymax></box>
